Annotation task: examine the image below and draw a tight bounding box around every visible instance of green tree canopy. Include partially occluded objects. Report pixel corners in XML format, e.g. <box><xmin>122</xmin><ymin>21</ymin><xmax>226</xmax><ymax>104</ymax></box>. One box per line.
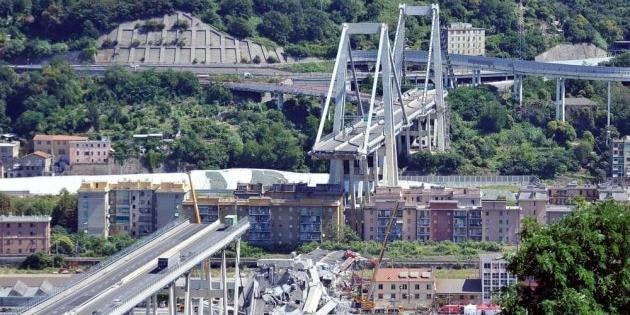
<box><xmin>500</xmin><ymin>201</ymin><xmax>630</xmax><ymax>314</ymax></box>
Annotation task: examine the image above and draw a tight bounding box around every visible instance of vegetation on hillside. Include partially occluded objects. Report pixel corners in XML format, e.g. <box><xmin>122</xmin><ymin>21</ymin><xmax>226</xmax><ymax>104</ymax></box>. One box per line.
<box><xmin>499</xmin><ymin>201</ymin><xmax>629</xmax><ymax>314</ymax></box>
<box><xmin>0</xmin><ymin>0</ymin><xmax>627</xmax><ymax>62</ymax></box>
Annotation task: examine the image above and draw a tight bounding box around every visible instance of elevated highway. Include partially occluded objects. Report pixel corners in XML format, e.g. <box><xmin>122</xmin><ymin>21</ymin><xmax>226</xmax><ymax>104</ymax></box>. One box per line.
<box><xmin>352</xmin><ymin>50</ymin><xmax>630</xmax><ymax>82</ymax></box>
<box><xmin>21</xmin><ymin>218</ymin><xmax>249</xmax><ymax>315</ymax></box>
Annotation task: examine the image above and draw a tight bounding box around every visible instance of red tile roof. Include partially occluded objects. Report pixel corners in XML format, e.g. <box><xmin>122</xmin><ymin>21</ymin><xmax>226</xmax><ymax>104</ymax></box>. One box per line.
<box><xmin>374</xmin><ymin>268</ymin><xmax>433</xmax><ymax>282</ymax></box>
<box><xmin>30</xmin><ymin>151</ymin><xmax>52</xmax><ymax>159</ymax></box>
<box><xmin>33</xmin><ymin>134</ymin><xmax>88</xmax><ymax>141</ymax></box>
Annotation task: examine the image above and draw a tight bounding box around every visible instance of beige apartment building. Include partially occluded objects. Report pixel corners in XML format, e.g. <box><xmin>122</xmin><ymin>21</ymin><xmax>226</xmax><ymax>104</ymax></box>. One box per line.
<box><xmin>68</xmin><ymin>139</ymin><xmax>111</xmax><ymax>164</ymax></box>
<box><xmin>447</xmin><ymin>22</ymin><xmax>485</xmax><ymax>56</ymax></box>
<box><xmin>0</xmin><ymin>216</ymin><xmax>51</xmax><ymax>256</ymax></box>
<box><xmin>182</xmin><ymin>183</ymin><xmax>345</xmax><ymax>247</ymax></box>
<box><xmin>372</xmin><ymin>268</ymin><xmax>435</xmax><ymax>311</ymax></box>
<box><xmin>481</xmin><ymin>198</ymin><xmax>520</xmax><ymax>244</ymax></box>
<box><xmin>77</xmin><ymin>180</ymin><xmax>189</xmax><ymax>237</ymax></box>
<box><xmin>547</xmin><ymin>183</ymin><xmax>598</xmax><ymax>205</ymax></box>
<box><xmin>517</xmin><ymin>185</ymin><xmax>548</xmax><ymax>224</ymax></box>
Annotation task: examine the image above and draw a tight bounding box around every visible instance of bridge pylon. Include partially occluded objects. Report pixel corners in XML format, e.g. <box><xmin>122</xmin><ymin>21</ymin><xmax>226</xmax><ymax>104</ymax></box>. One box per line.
<box><xmin>311</xmin><ymin>23</ymin><xmax>407</xmax><ymax>212</ymax></box>
<box><xmin>393</xmin><ymin>3</ymin><xmax>447</xmax><ymax>152</ymax></box>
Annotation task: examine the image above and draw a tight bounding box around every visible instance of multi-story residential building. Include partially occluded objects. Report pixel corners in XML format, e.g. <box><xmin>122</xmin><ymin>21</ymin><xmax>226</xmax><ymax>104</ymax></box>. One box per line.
<box><xmin>447</xmin><ymin>22</ymin><xmax>485</xmax><ymax>56</ymax></box>
<box><xmin>0</xmin><ymin>141</ymin><xmax>19</xmax><ymax>166</ymax></box>
<box><xmin>517</xmin><ymin>185</ymin><xmax>548</xmax><ymax>224</ymax></box>
<box><xmin>612</xmin><ymin>136</ymin><xmax>630</xmax><ymax>179</ymax></box>
<box><xmin>371</xmin><ymin>268</ymin><xmax>434</xmax><ymax>311</ymax></box>
<box><xmin>6</xmin><ymin>151</ymin><xmax>53</xmax><ymax>178</ymax></box>
<box><xmin>182</xmin><ymin>183</ymin><xmax>345</xmax><ymax>247</ymax></box>
<box><xmin>68</xmin><ymin>139</ymin><xmax>111</xmax><ymax>164</ymax></box>
<box><xmin>363</xmin><ymin>186</ymin><xmax>483</xmax><ymax>243</ymax></box>
<box><xmin>0</xmin><ymin>216</ymin><xmax>51</xmax><ymax>256</ymax></box>
<box><xmin>548</xmin><ymin>183</ymin><xmax>598</xmax><ymax>205</ymax></box>
<box><xmin>480</xmin><ymin>253</ymin><xmax>517</xmax><ymax>304</ymax></box>
<box><xmin>545</xmin><ymin>205</ymin><xmax>573</xmax><ymax>225</ymax></box>
<box><xmin>77</xmin><ymin>182</ymin><xmax>111</xmax><ymax>236</ymax></box>
<box><xmin>481</xmin><ymin>198</ymin><xmax>520</xmax><ymax>244</ymax></box>
<box><xmin>77</xmin><ymin>180</ymin><xmax>189</xmax><ymax>237</ymax></box>
<box><xmin>32</xmin><ymin>134</ymin><xmax>88</xmax><ymax>164</ymax></box>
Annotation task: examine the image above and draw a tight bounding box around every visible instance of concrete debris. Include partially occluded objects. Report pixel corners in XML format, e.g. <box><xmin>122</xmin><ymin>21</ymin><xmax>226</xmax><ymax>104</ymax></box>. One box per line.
<box><xmin>249</xmin><ymin>249</ymin><xmax>360</xmax><ymax>315</ymax></box>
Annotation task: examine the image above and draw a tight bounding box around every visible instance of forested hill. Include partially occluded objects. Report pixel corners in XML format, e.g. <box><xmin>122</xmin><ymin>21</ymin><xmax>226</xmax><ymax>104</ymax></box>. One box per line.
<box><xmin>0</xmin><ymin>0</ymin><xmax>628</xmax><ymax>62</ymax></box>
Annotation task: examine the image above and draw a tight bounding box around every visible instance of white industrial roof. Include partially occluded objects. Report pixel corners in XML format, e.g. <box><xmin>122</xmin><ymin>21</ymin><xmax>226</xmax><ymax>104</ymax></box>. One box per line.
<box><xmin>0</xmin><ymin>168</ymin><xmax>329</xmax><ymax>195</ymax></box>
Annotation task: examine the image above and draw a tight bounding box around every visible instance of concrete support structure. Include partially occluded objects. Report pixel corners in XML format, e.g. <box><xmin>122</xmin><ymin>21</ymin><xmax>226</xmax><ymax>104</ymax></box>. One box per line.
<box><xmin>561</xmin><ymin>78</ymin><xmax>566</xmax><ymax>121</ymax></box>
<box><xmin>169</xmin><ymin>281</ymin><xmax>176</xmax><ymax>315</ymax></box>
<box><xmin>221</xmin><ymin>250</ymin><xmax>228</xmax><ymax>315</ymax></box>
<box><xmin>184</xmin><ymin>272</ymin><xmax>191</xmax><ymax>315</ymax></box>
<box><xmin>206</xmin><ymin>258</ymin><xmax>213</xmax><ymax>315</ymax></box>
<box><xmin>152</xmin><ymin>294</ymin><xmax>158</xmax><ymax>315</ymax></box>
<box><xmin>555</xmin><ymin>78</ymin><xmax>566</xmax><ymax>121</ymax></box>
<box><xmin>233</xmin><ymin>238</ymin><xmax>241</xmax><ymax>314</ymax></box>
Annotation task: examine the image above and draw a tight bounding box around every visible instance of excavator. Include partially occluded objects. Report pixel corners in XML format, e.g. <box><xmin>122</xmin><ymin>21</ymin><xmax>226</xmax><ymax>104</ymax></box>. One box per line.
<box><xmin>354</xmin><ymin>201</ymin><xmax>404</xmax><ymax>312</ymax></box>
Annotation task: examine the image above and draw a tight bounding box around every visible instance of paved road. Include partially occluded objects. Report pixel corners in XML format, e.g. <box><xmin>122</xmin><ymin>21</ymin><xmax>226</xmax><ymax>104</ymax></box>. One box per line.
<box><xmin>34</xmin><ymin>223</ymin><xmax>207</xmax><ymax>315</ymax></box>
<box><xmin>80</xmin><ymin>222</ymin><xmax>249</xmax><ymax>315</ymax></box>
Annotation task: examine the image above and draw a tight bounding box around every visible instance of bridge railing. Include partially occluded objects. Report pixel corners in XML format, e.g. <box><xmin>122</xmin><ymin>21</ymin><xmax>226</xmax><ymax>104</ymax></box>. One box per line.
<box><xmin>18</xmin><ymin>217</ymin><xmax>189</xmax><ymax>312</ymax></box>
<box><xmin>400</xmin><ymin>174</ymin><xmax>538</xmax><ymax>186</ymax></box>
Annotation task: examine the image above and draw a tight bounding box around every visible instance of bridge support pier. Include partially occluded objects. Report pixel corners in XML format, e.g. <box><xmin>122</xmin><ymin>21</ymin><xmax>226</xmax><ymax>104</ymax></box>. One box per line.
<box><xmin>206</xmin><ymin>258</ymin><xmax>213</xmax><ymax>315</ymax></box>
<box><xmin>221</xmin><ymin>249</ymin><xmax>228</xmax><ymax>315</ymax></box>
<box><xmin>184</xmin><ymin>272</ymin><xmax>192</xmax><ymax>315</ymax></box>
<box><xmin>152</xmin><ymin>294</ymin><xmax>158</xmax><ymax>315</ymax></box>
<box><xmin>233</xmin><ymin>238</ymin><xmax>241</xmax><ymax>315</ymax></box>
<box><xmin>555</xmin><ymin>78</ymin><xmax>566</xmax><ymax>121</ymax></box>
<box><xmin>169</xmin><ymin>281</ymin><xmax>176</xmax><ymax>315</ymax></box>
<box><xmin>145</xmin><ymin>296</ymin><xmax>150</xmax><ymax>315</ymax></box>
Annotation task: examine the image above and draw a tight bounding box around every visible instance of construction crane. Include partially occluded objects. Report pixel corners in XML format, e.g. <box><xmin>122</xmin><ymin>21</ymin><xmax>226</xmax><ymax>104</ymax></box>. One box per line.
<box><xmin>187</xmin><ymin>170</ymin><xmax>201</xmax><ymax>224</ymax></box>
<box><xmin>356</xmin><ymin>201</ymin><xmax>403</xmax><ymax>311</ymax></box>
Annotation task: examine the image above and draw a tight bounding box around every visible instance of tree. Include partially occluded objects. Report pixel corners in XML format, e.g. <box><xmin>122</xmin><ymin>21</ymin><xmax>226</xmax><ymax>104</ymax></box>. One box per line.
<box><xmin>21</xmin><ymin>252</ymin><xmax>53</xmax><ymax>269</ymax></box>
<box><xmin>220</xmin><ymin>0</ymin><xmax>253</xmax><ymax>19</ymax></box>
<box><xmin>477</xmin><ymin>102</ymin><xmax>508</xmax><ymax>133</ymax></box>
<box><xmin>546</xmin><ymin>120</ymin><xmax>576</xmax><ymax>146</ymax></box>
<box><xmin>500</xmin><ymin>201</ymin><xmax>630</xmax><ymax>314</ymax></box>
<box><xmin>51</xmin><ymin>189</ymin><xmax>77</xmax><ymax>232</ymax></box>
<box><xmin>225</xmin><ymin>16</ymin><xmax>253</xmax><ymax>38</ymax></box>
<box><xmin>258</xmin><ymin>11</ymin><xmax>292</xmax><ymax>45</ymax></box>
<box><xmin>0</xmin><ymin>193</ymin><xmax>12</xmax><ymax>214</ymax></box>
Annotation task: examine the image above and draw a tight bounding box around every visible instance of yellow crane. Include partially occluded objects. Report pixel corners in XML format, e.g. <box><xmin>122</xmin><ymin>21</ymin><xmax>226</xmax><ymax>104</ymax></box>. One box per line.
<box><xmin>187</xmin><ymin>170</ymin><xmax>201</xmax><ymax>224</ymax></box>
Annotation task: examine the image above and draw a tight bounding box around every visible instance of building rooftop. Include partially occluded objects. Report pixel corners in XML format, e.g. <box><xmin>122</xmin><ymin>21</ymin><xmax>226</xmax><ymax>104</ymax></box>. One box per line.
<box><xmin>374</xmin><ymin>268</ymin><xmax>433</xmax><ymax>282</ymax></box>
<box><xmin>545</xmin><ymin>205</ymin><xmax>573</xmax><ymax>212</ymax></box>
<box><xmin>33</xmin><ymin>135</ymin><xmax>88</xmax><ymax>142</ymax></box>
<box><xmin>30</xmin><ymin>151</ymin><xmax>53</xmax><ymax>159</ymax></box>
<box><xmin>435</xmin><ymin>278</ymin><xmax>482</xmax><ymax>294</ymax></box>
<box><xmin>448</xmin><ymin>22</ymin><xmax>483</xmax><ymax>30</ymax></box>
<box><xmin>0</xmin><ymin>215</ymin><xmax>51</xmax><ymax>223</ymax></box>
<box><xmin>0</xmin><ymin>141</ymin><xmax>19</xmax><ymax>147</ymax></box>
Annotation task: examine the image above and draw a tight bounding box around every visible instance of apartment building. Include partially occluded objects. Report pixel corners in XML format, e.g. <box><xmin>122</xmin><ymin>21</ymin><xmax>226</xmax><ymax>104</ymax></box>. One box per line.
<box><xmin>447</xmin><ymin>22</ymin><xmax>485</xmax><ymax>56</ymax></box>
<box><xmin>435</xmin><ymin>278</ymin><xmax>482</xmax><ymax>306</ymax></box>
<box><xmin>481</xmin><ymin>198</ymin><xmax>520</xmax><ymax>244</ymax></box>
<box><xmin>480</xmin><ymin>254</ymin><xmax>517</xmax><ymax>304</ymax></box>
<box><xmin>362</xmin><ymin>186</ymin><xmax>483</xmax><ymax>243</ymax></box>
<box><xmin>32</xmin><ymin>134</ymin><xmax>88</xmax><ymax>164</ymax></box>
<box><xmin>182</xmin><ymin>183</ymin><xmax>345</xmax><ymax>247</ymax></box>
<box><xmin>68</xmin><ymin>139</ymin><xmax>111</xmax><ymax>164</ymax></box>
<box><xmin>612</xmin><ymin>136</ymin><xmax>630</xmax><ymax>179</ymax></box>
<box><xmin>372</xmin><ymin>268</ymin><xmax>434</xmax><ymax>311</ymax></box>
<box><xmin>77</xmin><ymin>180</ymin><xmax>189</xmax><ymax>237</ymax></box>
<box><xmin>517</xmin><ymin>185</ymin><xmax>548</xmax><ymax>224</ymax></box>
<box><xmin>0</xmin><ymin>141</ymin><xmax>19</xmax><ymax>166</ymax></box>
<box><xmin>547</xmin><ymin>183</ymin><xmax>598</xmax><ymax>205</ymax></box>
<box><xmin>598</xmin><ymin>185</ymin><xmax>629</xmax><ymax>203</ymax></box>
<box><xmin>0</xmin><ymin>216</ymin><xmax>51</xmax><ymax>256</ymax></box>
<box><xmin>6</xmin><ymin>151</ymin><xmax>53</xmax><ymax>178</ymax></box>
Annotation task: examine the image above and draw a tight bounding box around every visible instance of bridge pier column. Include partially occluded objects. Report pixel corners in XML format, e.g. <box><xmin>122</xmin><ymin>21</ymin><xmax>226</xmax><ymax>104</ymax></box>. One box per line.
<box><xmin>221</xmin><ymin>249</ymin><xmax>228</xmax><ymax>315</ymax></box>
<box><xmin>607</xmin><ymin>81</ymin><xmax>612</xmax><ymax>128</ymax></box>
<box><xmin>233</xmin><ymin>238</ymin><xmax>241</xmax><ymax>314</ymax></box>
<box><xmin>426</xmin><ymin>117</ymin><xmax>432</xmax><ymax>151</ymax></box>
<box><xmin>349</xmin><ymin>159</ymin><xmax>357</xmax><ymax>211</ymax></box>
<box><xmin>168</xmin><ymin>281</ymin><xmax>176</xmax><ymax>315</ymax></box>
<box><xmin>555</xmin><ymin>78</ymin><xmax>561</xmax><ymax>120</ymax></box>
<box><xmin>561</xmin><ymin>78</ymin><xmax>566</xmax><ymax>121</ymax></box>
<box><xmin>373</xmin><ymin>150</ymin><xmax>380</xmax><ymax>187</ymax></box>
<box><xmin>361</xmin><ymin>156</ymin><xmax>370</xmax><ymax>205</ymax></box>
<box><xmin>197</xmin><ymin>298</ymin><xmax>204</xmax><ymax>315</ymax></box>
<box><xmin>405</xmin><ymin>128</ymin><xmax>411</xmax><ymax>156</ymax></box>
<box><xmin>152</xmin><ymin>294</ymin><xmax>158</xmax><ymax>315</ymax></box>
<box><xmin>145</xmin><ymin>296</ymin><xmax>151</xmax><ymax>315</ymax></box>
<box><xmin>206</xmin><ymin>258</ymin><xmax>213</xmax><ymax>315</ymax></box>
<box><xmin>518</xmin><ymin>75</ymin><xmax>523</xmax><ymax>107</ymax></box>
<box><xmin>184</xmin><ymin>272</ymin><xmax>192</xmax><ymax>315</ymax></box>
<box><xmin>275</xmin><ymin>93</ymin><xmax>284</xmax><ymax>110</ymax></box>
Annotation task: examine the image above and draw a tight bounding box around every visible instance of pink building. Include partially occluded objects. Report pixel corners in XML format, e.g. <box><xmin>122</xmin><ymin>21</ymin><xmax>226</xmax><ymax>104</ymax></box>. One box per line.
<box><xmin>68</xmin><ymin>139</ymin><xmax>111</xmax><ymax>164</ymax></box>
<box><xmin>0</xmin><ymin>216</ymin><xmax>51</xmax><ymax>256</ymax></box>
<box><xmin>33</xmin><ymin>134</ymin><xmax>88</xmax><ymax>164</ymax></box>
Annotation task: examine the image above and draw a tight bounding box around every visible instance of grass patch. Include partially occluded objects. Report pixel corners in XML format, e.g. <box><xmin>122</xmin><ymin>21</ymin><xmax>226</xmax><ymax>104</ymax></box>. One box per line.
<box><xmin>286</xmin><ymin>61</ymin><xmax>334</xmax><ymax>73</ymax></box>
<box><xmin>250</xmin><ymin>36</ymin><xmax>277</xmax><ymax>49</ymax></box>
<box><xmin>434</xmin><ymin>268</ymin><xmax>480</xmax><ymax>279</ymax></box>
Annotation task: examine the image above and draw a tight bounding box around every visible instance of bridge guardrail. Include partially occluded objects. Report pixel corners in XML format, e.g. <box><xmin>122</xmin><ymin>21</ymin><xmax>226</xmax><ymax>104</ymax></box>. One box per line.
<box><xmin>19</xmin><ymin>217</ymin><xmax>189</xmax><ymax>312</ymax></box>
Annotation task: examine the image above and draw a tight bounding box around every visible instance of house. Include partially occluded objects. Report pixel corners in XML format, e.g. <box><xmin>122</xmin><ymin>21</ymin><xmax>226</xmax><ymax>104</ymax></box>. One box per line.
<box><xmin>32</xmin><ymin>134</ymin><xmax>88</xmax><ymax>165</ymax></box>
<box><xmin>6</xmin><ymin>151</ymin><xmax>53</xmax><ymax>178</ymax></box>
<box><xmin>371</xmin><ymin>268</ymin><xmax>435</xmax><ymax>311</ymax></box>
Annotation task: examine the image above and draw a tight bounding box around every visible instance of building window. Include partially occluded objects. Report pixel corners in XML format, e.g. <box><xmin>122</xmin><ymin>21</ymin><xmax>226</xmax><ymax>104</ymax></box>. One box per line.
<box><xmin>390</xmin><ymin>293</ymin><xmax>396</xmax><ymax>299</ymax></box>
<box><xmin>378</xmin><ymin>293</ymin><xmax>383</xmax><ymax>299</ymax></box>
<box><xmin>378</xmin><ymin>284</ymin><xmax>383</xmax><ymax>290</ymax></box>
<box><xmin>427</xmin><ymin>284</ymin><xmax>432</xmax><ymax>290</ymax></box>
<box><xmin>414</xmin><ymin>293</ymin><xmax>420</xmax><ymax>299</ymax></box>
<box><xmin>401</xmin><ymin>284</ymin><xmax>408</xmax><ymax>290</ymax></box>
<box><xmin>391</xmin><ymin>284</ymin><xmax>396</xmax><ymax>290</ymax></box>
<box><xmin>426</xmin><ymin>294</ymin><xmax>432</xmax><ymax>299</ymax></box>
<box><xmin>415</xmin><ymin>284</ymin><xmax>420</xmax><ymax>290</ymax></box>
